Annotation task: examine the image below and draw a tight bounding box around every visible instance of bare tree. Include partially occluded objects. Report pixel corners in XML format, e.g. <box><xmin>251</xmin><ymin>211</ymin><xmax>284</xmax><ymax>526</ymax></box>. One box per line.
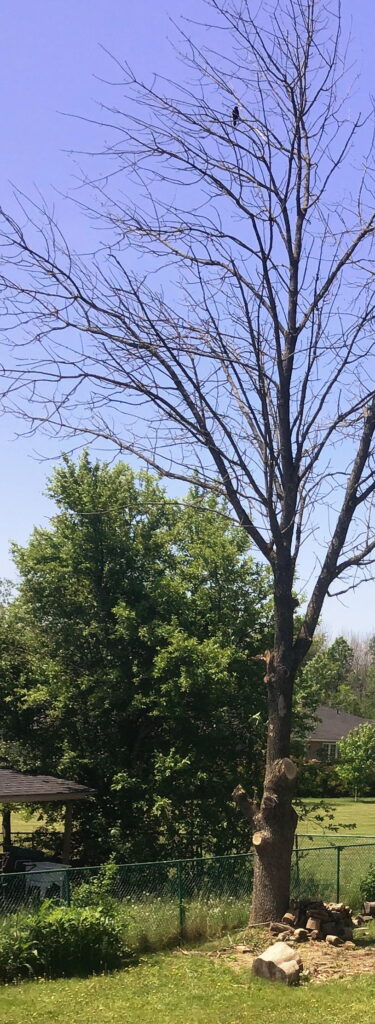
<box><xmin>1</xmin><ymin>0</ymin><xmax>375</xmax><ymax>920</ymax></box>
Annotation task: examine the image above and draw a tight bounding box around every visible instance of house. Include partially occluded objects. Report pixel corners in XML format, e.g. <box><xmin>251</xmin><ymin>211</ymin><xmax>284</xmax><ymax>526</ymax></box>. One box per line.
<box><xmin>306</xmin><ymin>705</ymin><xmax>375</xmax><ymax>763</ymax></box>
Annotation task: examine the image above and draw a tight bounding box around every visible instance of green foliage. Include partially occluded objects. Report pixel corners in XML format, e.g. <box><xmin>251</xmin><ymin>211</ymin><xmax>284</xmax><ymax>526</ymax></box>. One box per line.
<box><xmin>0</xmin><ymin>903</ymin><xmax>130</xmax><ymax>983</ymax></box>
<box><xmin>72</xmin><ymin>864</ymin><xmax>121</xmax><ymax>912</ymax></box>
<box><xmin>296</xmin><ymin>762</ymin><xmax>348</xmax><ymax>798</ymax></box>
<box><xmin>359</xmin><ymin>863</ymin><xmax>375</xmax><ymax>903</ymax></box>
<box><xmin>294</xmin><ymin>636</ymin><xmax>358</xmax><ymax>730</ymax></box>
<box><xmin>336</xmin><ymin>725</ymin><xmax>375</xmax><ymax>797</ymax></box>
<box><xmin>0</xmin><ymin>453</ymin><xmax>273</xmax><ymax>862</ymax></box>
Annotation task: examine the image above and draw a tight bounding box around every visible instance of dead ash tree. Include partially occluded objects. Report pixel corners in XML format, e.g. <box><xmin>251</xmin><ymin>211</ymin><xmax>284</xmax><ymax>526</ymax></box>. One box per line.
<box><xmin>1</xmin><ymin>0</ymin><xmax>375</xmax><ymax>920</ymax></box>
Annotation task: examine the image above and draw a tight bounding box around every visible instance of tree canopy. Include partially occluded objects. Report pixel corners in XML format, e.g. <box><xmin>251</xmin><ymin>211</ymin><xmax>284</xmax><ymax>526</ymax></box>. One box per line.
<box><xmin>337</xmin><ymin>725</ymin><xmax>375</xmax><ymax>798</ymax></box>
<box><xmin>0</xmin><ymin>454</ymin><xmax>272</xmax><ymax>861</ymax></box>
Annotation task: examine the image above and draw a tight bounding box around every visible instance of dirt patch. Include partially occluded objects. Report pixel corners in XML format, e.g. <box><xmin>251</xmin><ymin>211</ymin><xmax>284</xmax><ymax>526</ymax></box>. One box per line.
<box><xmin>220</xmin><ymin>931</ymin><xmax>375</xmax><ymax>984</ymax></box>
<box><xmin>179</xmin><ymin>928</ymin><xmax>375</xmax><ymax>984</ymax></box>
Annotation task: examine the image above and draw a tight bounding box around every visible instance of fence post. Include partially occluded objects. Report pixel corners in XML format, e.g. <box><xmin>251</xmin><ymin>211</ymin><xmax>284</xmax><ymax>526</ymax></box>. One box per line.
<box><xmin>63</xmin><ymin>869</ymin><xmax>71</xmax><ymax>907</ymax></box>
<box><xmin>177</xmin><ymin>861</ymin><xmax>185</xmax><ymax>943</ymax></box>
<box><xmin>336</xmin><ymin>847</ymin><xmax>342</xmax><ymax>903</ymax></box>
<box><xmin>295</xmin><ymin>834</ymin><xmax>300</xmax><ymax>890</ymax></box>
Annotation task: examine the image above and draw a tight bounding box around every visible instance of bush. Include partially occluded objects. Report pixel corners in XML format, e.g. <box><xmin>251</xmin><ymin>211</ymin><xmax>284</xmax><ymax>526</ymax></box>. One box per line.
<box><xmin>71</xmin><ymin>863</ymin><xmax>121</xmax><ymax>912</ymax></box>
<box><xmin>0</xmin><ymin>903</ymin><xmax>132</xmax><ymax>984</ymax></box>
<box><xmin>359</xmin><ymin>863</ymin><xmax>375</xmax><ymax>904</ymax></box>
<box><xmin>297</xmin><ymin>760</ymin><xmax>348</xmax><ymax>797</ymax></box>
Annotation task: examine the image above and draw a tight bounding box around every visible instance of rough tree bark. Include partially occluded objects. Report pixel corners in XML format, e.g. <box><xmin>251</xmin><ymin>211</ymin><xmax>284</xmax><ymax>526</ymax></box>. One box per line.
<box><xmin>233</xmin><ymin>758</ymin><xmax>298</xmax><ymax>922</ymax></box>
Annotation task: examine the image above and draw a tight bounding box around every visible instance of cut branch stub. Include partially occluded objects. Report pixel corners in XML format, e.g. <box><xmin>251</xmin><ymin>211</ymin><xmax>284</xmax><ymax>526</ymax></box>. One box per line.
<box><xmin>266</xmin><ymin>758</ymin><xmax>297</xmax><ymax>788</ymax></box>
<box><xmin>232</xmin><ymin>784</ymin><xmax>257</xmax><ymax>820</ymax></box>
<box><xmin>252</xmin><ymin>830</ymin><xmax>272</xmax><ymax>850</ymax></box>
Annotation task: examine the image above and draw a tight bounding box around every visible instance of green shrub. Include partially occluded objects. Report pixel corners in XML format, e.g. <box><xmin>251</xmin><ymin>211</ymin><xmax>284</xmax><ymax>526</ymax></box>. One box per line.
<box><xmin>297</xmin><ymin>760</ymin><xmax>348</xmax><ymax>797</ymax></box>
<box><xmin>359</xmin><ymin>863</ymin><xmax>375</xmax><ymax>903</ymax></box>
<box><xmin>0</xmin><ymin>903</ymin><xmax>131</xmax><ymax>984</ymax></box>
<box><xmin>71</xmin><ymin>863</ymin><xmax>121</xmax><ymax>912</ymax></box>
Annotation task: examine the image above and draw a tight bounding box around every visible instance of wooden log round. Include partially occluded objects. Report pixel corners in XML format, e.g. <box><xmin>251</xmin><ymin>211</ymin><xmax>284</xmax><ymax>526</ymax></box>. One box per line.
<box><xmin>252</xmin><ymin>941</ymin><xmax>302</xmax><ymax>986</ymax></box>
<box><xmin>362</xmin><ymin>902</ymin><xmax>375</xmax><ymax>917</ymax></box>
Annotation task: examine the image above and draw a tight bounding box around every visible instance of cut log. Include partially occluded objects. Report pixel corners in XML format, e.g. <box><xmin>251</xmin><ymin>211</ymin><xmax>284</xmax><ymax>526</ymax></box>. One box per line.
<box><xmin>282</xmin><ymin>912</ymin><xmax>296</xmax><ymax>927</ymax></box>
<box><xmin>294</xmin><ymin>928</ymin><xmax>308</xmax><ymax>942</ymax></box>
<box><xmin>252</xmin><ymin>942</ymin><xmax>302</xmax><ymax>986</ymax></box>
<box><xmin>306</xmin><ymin>917</ymin><xmax>322</xmax><ymax>933</ymax></box>
<box><xmin>325</xmin><ymin>935</ymin><xmax>343</xmax><ymax>947</ymax></box>
<box><xmin>321</xmin><ymin>922</ymin><xmax>339</xmax><ymax>938</ymax></box>
<box><xmin>362</xmin><ymin>902</ymin><xmax>375</xmax><ymax>917</ymax></box>
<box><xmin>269</xmin><ymin>922</ymin><xmax>292</xmax><ymax>935</ymax></box>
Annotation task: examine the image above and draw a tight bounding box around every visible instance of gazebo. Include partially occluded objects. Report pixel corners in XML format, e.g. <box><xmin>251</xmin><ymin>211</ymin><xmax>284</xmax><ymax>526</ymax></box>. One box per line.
<box><xmin>0</xmin><ymin>767</ymin><xmax>94</xmax><ymax>864</ymax></box>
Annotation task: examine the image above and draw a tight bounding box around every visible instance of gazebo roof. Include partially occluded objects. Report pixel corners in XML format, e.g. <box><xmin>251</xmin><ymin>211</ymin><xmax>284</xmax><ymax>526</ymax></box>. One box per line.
<box><xmin>0</xmin><ymin>767</ymin><xmax>94</xmax><ymax>804</ymax></box>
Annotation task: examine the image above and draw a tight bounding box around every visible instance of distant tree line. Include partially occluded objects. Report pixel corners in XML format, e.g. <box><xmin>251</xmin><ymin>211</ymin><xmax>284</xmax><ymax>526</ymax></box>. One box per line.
<box><xmin>296</xmin><ymin>634</ymin><xmax>375</xmax><ymax>723</ymax></box>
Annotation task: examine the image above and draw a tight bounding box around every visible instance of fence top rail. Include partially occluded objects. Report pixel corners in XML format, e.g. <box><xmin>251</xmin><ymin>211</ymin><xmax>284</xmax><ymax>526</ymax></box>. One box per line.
<box><xmin>298</xmin><ymin>833</ymin><xmax>375</xmax><ymax>838</ymax></box>
<box><xmin>68</xmin><ymin>851</ymin><xmax>256</xmax><ymax>873</ymax></box>
<box><xmin>0</xmin><ymin>851</ymin><xmax>255</xmax><ymax>881</ymax></box>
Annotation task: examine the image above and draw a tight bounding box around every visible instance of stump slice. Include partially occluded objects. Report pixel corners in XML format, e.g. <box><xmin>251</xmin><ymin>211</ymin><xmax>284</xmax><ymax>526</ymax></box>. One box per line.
<box><xmin>252</xmin><ymin>941</ymin><xmax>302</xmax><ymax>985</ymax></box>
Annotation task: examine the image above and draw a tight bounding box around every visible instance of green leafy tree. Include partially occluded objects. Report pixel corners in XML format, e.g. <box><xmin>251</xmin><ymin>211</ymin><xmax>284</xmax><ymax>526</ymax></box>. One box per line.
<box><xmin>336</xmin><ymin>725</ymin><xmax>375</xmax><ymax>798</ymax></box>
<box><xmin>0</xmin><ymin>454</ymin><xmax>272</xmax><ymax>861</ymax></box>
<box><xmin>295</xmin><ymin>637</ymin><xmax>358</xmax><ymax>721</ymax></box>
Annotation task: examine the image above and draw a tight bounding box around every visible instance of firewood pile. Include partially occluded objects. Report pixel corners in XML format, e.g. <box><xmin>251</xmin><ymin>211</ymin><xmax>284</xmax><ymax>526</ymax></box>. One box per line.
<box><xmin>269</xmin><ymin>898</ymin><xmax>359</xmax><ymax>946</ymax></box>
<box><xmin>252</xmin><ymin>897</ymin><xmax>375</xmax><ymax>985</ymax></box>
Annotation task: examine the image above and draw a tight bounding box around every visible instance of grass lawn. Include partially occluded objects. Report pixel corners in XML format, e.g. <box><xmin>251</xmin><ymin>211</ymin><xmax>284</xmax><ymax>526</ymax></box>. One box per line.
<box><xmin>294</xmin><ymin>799</ymin><xmax>375</xmax><ymax>906</ymax></box>
<box><xmin>6</xmin><ymin>809</ymin><xmax>54</xmax><ymax>835</ymax></box>
<box><xmin>298</xmin><ymin>798</ymin><xmax>375</xmax><ymax>836</ymax></box>
<box><xmin>9</xmin><ymin>810</ymin><xmax>41</xmax><ymax>834</ymax></box>
<box><xmin>1</xmin><ymin>951</ymin><xmax>375</xmax><ymax>1024</ymax></box>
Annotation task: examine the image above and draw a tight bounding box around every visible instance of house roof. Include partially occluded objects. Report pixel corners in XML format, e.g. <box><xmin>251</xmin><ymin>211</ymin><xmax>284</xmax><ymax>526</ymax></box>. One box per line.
<box><xmin>308</xmin><ymin>705</ymin><xmax>375</xmax><ymax>744</ymax></box>
<box><xmin>0</xmin><ymin>767</ymin><xmax>94</xmax><ymax>804</ymax></box>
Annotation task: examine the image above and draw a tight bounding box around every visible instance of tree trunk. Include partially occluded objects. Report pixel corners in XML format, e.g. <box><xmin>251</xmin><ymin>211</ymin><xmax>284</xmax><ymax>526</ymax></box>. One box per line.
<box><xmin>250</xmin><ymin>757</ymin><xmax>297</xmax><ymax>922</ymax></box>
<box><xmin>233</xmin><ymin>608</ymin><xmax>299</xmax><ymax>922</ymax></box>
<box><xmin>249</xmin><ymin>580</ymin><xmax>299</xmax><ymax>921</ymax></box>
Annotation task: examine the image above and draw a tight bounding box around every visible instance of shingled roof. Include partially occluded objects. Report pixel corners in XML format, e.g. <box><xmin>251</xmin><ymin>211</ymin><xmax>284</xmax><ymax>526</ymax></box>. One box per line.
<box><xmin>0</xmin><ymin>767</ymin><xmax>94</xmax><ymax>803</ymax></box>
<box><xmin>308</xmin><ymin>705</ymin><xmax>375</xmax><ymax>744</ymax></box>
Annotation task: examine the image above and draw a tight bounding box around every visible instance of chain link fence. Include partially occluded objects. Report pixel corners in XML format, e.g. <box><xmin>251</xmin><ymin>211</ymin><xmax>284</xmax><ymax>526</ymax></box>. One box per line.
<box><xmin>1</xmin><ymin>839</ymin><xmax>375</xmax><ymax>949</ymax></box>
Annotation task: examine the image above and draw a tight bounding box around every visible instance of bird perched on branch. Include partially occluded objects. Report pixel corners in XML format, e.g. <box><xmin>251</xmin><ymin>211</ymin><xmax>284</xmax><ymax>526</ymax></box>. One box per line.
<box><xmin>232</xmin><ymin>105</ymin><xmax>239</xmax><ymax>128</ymax></box>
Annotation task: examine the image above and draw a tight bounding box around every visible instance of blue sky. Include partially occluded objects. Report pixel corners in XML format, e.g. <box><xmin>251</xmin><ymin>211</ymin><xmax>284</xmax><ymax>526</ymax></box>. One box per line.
<box><xmin>1</xmin><ymin>0</ymin><xmax>375</xmax><ymax>639</ymax></box>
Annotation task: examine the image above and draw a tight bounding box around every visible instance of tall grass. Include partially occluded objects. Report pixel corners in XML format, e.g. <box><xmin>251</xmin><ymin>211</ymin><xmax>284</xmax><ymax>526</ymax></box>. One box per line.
<box><xmin>125</xmin><ymin>895</ymin><xmax>249</xmax><ymax>951</ymax></box>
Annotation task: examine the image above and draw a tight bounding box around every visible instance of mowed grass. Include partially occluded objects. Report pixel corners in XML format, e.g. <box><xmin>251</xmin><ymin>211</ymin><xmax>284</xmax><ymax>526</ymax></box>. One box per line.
<box><xmin>8</xmin><ymin>810</ymin><xmax>42</xmax><ymax>834</ymax></box>
<box><xmin>294</xmin><ymin>799</ymin><xmax>375</xmax><ymax>907</ymax></box>
<box><xmin>5</xmin><ymin>809</ymin><xmax>62</xmax><ymax>836</ymax></box>
<box><xmin>298</xmin><ymin>798</ymin><xmax>375</xmax><ymax>836</ymax></box>
<box><xmin>2</xmin><ymin>952</ymin><xmax>375</xmax><ymax>1024</ymax></box>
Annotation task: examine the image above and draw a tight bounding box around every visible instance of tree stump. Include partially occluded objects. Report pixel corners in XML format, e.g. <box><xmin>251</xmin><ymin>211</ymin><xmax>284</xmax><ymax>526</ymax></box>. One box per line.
<box><xmin>252</xmin><ymin>941</ymin><xmax>302</xmax><ymax>985</ymax></box>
